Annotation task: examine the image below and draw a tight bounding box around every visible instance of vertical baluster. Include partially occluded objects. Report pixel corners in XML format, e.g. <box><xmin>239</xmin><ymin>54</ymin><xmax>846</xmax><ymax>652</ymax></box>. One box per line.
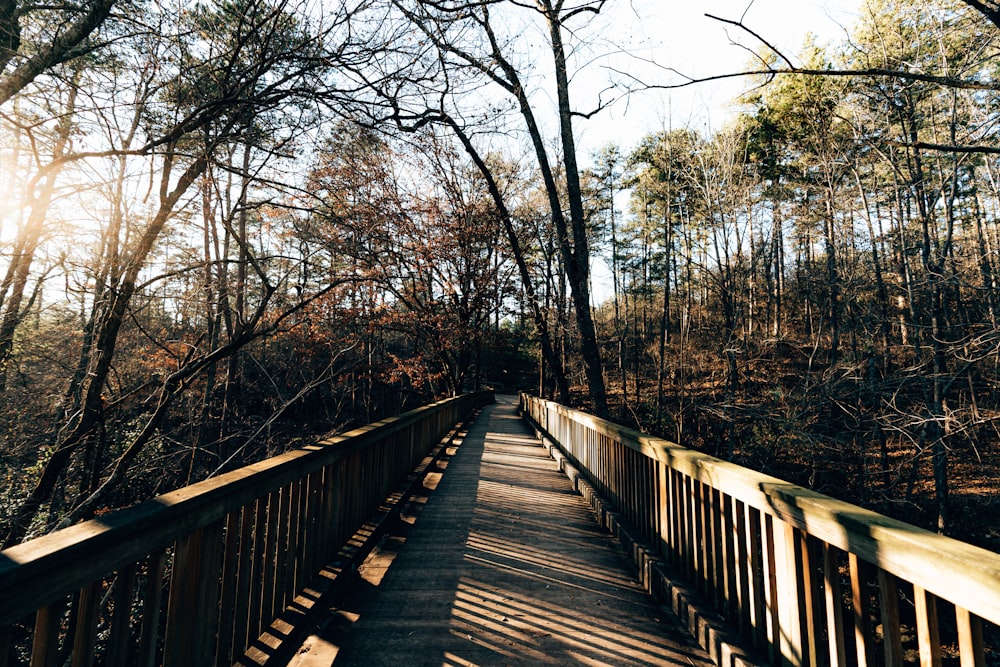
<box><xmin>229</xmin><ymin>503</ymin><xmax>255</xmax><ymax>663</ymax></box>
<box><xmin>646</xmin><ymin>459</ymin><xmax>663</xmax><ymax>541</ymax></box>
<box><xmin>283</xmin><ymin>480</ymin><xmax>301</xmax><ymax>610</ymax></box>
<box><xmin>747</xmin><ymin>507</ymin><xmax>767</xmax><ymax>652</ymax></box>
<box><xmin>877</xmin><ymin>569</ymin><xmax>902</xmax><ymax>667</ymax></box>
<box><xmin>70</xmin><ymin>580</ymin><xmax>101</xmax><ymax>667</ymax></box>
<box><xmin>669</xmin><ymin>467</ymin><xmax>679</xmax><ymax>562</ymax></box>
<box><xmin>30</xmin><ymin>599</ymin><xmax>64</xmax><ymax>667</ymax></box>
<box><xmin>709</xmin><ymin>487</ymin><xmax>723</xmax><ymax>611</ymax></box>
<box><xmin>849</xmin><ymin>553</ymin><xmax>875</xmax><ymax>667</ymax></box>
<box><xmin>216</xmin><ymin>509</ymin><xmax>243</xmax><ymax>666</ymax></box>
<box><xmin>771</xmin><ymin>521</ymin><xmax>803</xmax><ymax>666</ymax></box>
<box><xmin>330</xmin><ymin>462</ymin><xmax>346</xmax><ymax>553</ymax></box>
<box><xmin>762</xmin><ymin>514</ymin><xmax>780</xmax><ymax>664</ymax></box>
<box><xmin>657</xmin><ymin>461</ymin><xmax>671</xmax><ymax>561</ymax></box>
<box><xmin>163</xmin><ymin>521</ymin><xmax>224</xmax><ymax>667</ymax></box>
<box><xmin>671</xmin><ymin>469</ymin><xmax>684</xmax><ymax>569</ymax></box>
<box><xmin>955</xmin><ymin>606</ymin><xmax>985</xmax><ymax>667</ymax></box>
<box><xmin>246</xmin><ymin>496</ymin><xmax>268</xmax><ymax>648</ymax></box>
<box><xmin>320</xmin><ymin>463</ymin><xmax>337</xmax><ymax>561</ymax></box>
<box><xmin>734</xmin><ymin>499</ymin><xmax>751</xmax><ymax>637</ymax></box>
<box><xmin>823</xmin><ymin>544</ymin><xmax>847</xmax><ymax>667</ymax></box>
<box><xmin>273</xmin><ymin>485</ymin><xmax>291</xmax><ymax>617</ymax></box>
<box><xmin>639</xmin><ymin>452</ymin><xmax>648</xmax><ymax>535</ymax></box>
<box><xmin>260</xmin><ymin>489</ymin><xmax>281</xmax><ymax>633</ymax></box>
<box><xmin>682</xmin><ymin>474</ymin><xmax>694</xmax><ymax>582</ymax></box>
<box><xmin>723</xmin><ymin>494</ymin><xmax>738</xmax><ymax>624</ymax></box>
<box><xmin>796</xmin><ymin>532</ymin><xmax>819</xmax><ymax>667</ymax></box>
<box><xmin>302</xmin><ymin>470</ymin><xmax>321</xmax><ymax>587</ymax></box>
<box><xmin>138</xmin><ymin>550</ymin><xmax>166</xmax><ymax>667</ymax></box>
<box><xmin>913</xmin><ymin>585</ymin><xmax>941</xmax><ymax>667</ymax></box>
<box><xmin>0</xmin><ymin>623</ymin><xmax>11</xmax><ymax>667</ymax></box>
<box><xmin>694</xmin><ymin>480</ymin><xmax>708</xmax><ymax>595</ymax></box>
<box><xmin>106</xmin><ymin>564</ymin><xmax>137</xmax><ymax>667</ymax></box>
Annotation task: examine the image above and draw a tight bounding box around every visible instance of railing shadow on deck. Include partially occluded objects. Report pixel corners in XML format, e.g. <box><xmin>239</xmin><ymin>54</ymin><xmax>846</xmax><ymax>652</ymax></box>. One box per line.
<box><xmin>319</xmin><ymin>402</ymin><xmax>714</xmax><ymax>667</ymax></box>
<box><xmin>520</xmin><ymin>392</ymin><xmax>1000</xmax><ymax>667</ymax></box>
<box><xmin>0</xmin><ymin>390</ymin><xmax>492</xmax><ymax>667</ymax></box>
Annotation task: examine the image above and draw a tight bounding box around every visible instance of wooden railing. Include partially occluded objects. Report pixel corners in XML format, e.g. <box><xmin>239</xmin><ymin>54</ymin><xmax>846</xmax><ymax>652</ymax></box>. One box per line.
<box><xmin>0</xmin><ymin>391</ymin><xmax>492</xmax><ymax>667</ymax></box>
<box><xmin>521</xmin><ymin>393</ymin><xmax>999</xmax><ymax>667</ymax></box>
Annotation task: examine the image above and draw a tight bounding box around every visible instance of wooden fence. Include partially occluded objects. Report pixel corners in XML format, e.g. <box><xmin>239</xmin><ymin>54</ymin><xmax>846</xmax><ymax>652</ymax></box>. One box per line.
<box><xmin>0</xmin><ymin>391</ymin><xmax>492</xmax><ymax>667</ymax></box>
<box><xmin>521</xmin><ymin>393</ymin><xmax>999</xmax><ymax>667</ymax></box>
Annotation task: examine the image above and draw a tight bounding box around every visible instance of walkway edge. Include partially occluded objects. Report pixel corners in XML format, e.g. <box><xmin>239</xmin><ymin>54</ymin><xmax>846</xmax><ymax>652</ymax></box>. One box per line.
<box><xmin>521</xmin><ymin>410</ymin><xmax>768</xmax><ymax>667</ymax></box>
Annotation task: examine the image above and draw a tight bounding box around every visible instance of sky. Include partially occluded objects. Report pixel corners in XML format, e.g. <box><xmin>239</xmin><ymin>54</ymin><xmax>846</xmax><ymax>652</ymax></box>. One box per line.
<box><xmin>576</xmin><ymin>0</ymin><xmax>864</xmax><ymax>304</ymax></box>
<box><xmin>573</xmin><ymin>0</ymin><xmax>864</xmax><ymax>158</ymax></box>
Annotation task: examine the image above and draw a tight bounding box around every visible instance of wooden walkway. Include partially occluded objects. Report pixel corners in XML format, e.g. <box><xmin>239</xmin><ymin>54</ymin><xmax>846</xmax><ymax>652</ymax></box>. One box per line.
<box><xmin>286</xmin><ymin>395</ymin><xmax>714</xmax><ymax>667</ymax></box>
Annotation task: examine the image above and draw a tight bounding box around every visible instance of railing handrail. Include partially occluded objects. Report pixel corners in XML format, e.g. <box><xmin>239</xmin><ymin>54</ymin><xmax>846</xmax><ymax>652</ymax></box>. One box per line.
<box><xmin>522</xmin><ymin>393</ymin><xmax>999</xmax><ymax>666</ymax></box>
<box><xmin>523</xmin><ymin>395</ymin><xmax>1000</xmax><ymax>626</ymax></box>
<box><xmin>0</xmin><ymin>393</ymin><xmax>486</xmax><ymax>626</ymax></box>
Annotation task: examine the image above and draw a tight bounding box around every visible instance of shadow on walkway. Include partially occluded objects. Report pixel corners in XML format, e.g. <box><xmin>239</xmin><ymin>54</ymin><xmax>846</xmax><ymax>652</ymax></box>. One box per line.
<box><xmin>288</xmin><ymin>395</ymin><xmax>713</xmax><ymax>667</ymax></box>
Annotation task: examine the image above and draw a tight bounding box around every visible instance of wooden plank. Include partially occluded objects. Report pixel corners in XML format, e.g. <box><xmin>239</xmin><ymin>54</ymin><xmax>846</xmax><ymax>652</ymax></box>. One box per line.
<box><xmin>106</xmin><ymin>564</ymin><xmax>137</xmax><ymax>667</ymax></box>
<box><xmin>914</xmin><ymin>585</ymin><xmax>942</xmax><ymax>667</ymax></box>
<box><xmin>877</xmin><ymin>569</ymin><xmax>903</xmax><ymax>667</ymax></box>
<box><xmin>71</xmin><ymin>580</ymin><xmax>102</xmax><ymax>667</ymax></box>
<box><xmin>823</xmin><ymin>544</ymin><xmax>847</xmax><ymax>667</ymax></box>
<box><xmin>955</xmin><ymin>606</ymin><xmax>985</xmax><ymax>667</ymax></box>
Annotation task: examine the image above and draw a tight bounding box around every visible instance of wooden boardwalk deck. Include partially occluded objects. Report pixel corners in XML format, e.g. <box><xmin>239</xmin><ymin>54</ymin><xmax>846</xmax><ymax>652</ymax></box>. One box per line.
<box><xmin>286</xmin><ymin>395</ymin><xmax>714</xmax><ymax>667</ymax></box>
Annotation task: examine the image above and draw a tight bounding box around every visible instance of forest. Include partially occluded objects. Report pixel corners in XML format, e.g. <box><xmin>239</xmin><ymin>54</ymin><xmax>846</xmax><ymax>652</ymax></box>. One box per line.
<box><xmin>1</xmin><ymin>0</ymin><xmax>1000</xmax><ymax>553</ymax></box>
